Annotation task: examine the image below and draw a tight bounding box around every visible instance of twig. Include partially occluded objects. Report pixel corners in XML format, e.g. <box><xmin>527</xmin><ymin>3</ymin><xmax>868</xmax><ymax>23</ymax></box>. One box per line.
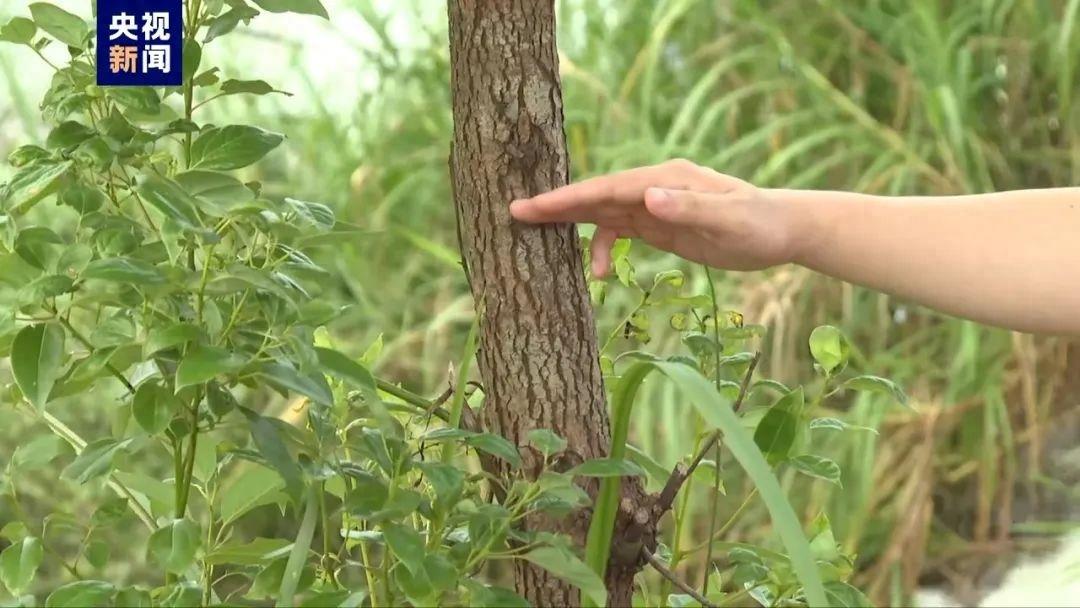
<box><xmin>643</xmin><ymin>549</ymin><xmax>718</xmax><ymax>608</ymax></box>
<box><xmin>655</xmin><ymin>352</ymin><xmax>762</xmax><ymax>515</ymax></box>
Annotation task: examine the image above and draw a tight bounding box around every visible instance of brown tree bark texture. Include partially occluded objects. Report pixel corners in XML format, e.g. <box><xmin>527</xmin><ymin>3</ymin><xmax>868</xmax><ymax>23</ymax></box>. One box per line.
<box><xmin>447</xmin><ymin>1</ymin><xmax>631</xmax><ymax>605</ymax></box>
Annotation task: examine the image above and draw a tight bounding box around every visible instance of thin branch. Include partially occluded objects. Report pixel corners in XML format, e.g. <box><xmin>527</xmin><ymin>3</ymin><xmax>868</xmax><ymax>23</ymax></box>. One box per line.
<box><xmin>655</xmin><ymin>352</ymin><xmax>761</xmax><ymax>515</ymax></box>
<box><xmin>643</xmin><ymin>549</ymin><xmax>718</xmax><ymax>608</ymax></box>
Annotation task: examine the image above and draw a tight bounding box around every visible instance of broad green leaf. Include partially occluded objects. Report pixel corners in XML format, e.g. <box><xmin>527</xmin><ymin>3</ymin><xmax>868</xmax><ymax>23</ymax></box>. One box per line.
<box><xmin>842</xmin><ymin>375</ymin><xmax>908</xmax><ymax>407</ymax></box>
<box><xmin>148</xmin><ymin>519</ymin><xmax>202</xmax><ymax>574</ymax></box>
<box><xmin>174</xmin><ymin>170</ymin><xmax>254</xmax><ymax>213</ymax></box>
<box><xmin>203</xmin><ymin>5</ymin><xmax>259</xmax><ymax>43</ymax></box>
<box><xmin>45</xmin><ymin>580</ymin><xmax>115</xmax><ymax>608</ymax></box>
<box><xmin>0</xmin><ymin>537</ymin><xmax>43</xmax><ymax>595</ymax></box>
<box><xmin>14</xmin><ymin>226</ymin><xmax>63</xmax><ymax>270</ymax></box>
<box><xmin>11</xmin><ymin>323</ymin><xmax>65</xmax><ymax>409</ymax></box>
<box><xmin>114</xmin><ymin>587</ymin><xmax>153</xmax><ymax>607</ymax></box>
<box><xmin>251</xmin><ymin>0</ymin><xmax>328</xmax><ymax>19</ymax></box>
<box><xmin>753</xmin><ymin>388</ymin><xmax>804</xmax><ymax>464</ymax></box>
<box><xmin>144</xmin><ymin>322</ymin><xmax>204</xmax><ymax>356</ymax></box>
<box><xmin>219</xmin><ymin>465</ymin><xmax>285</xmax><ymax>524</ymax></box>
<box><xmin>466</xmin><ymin>433</ymin><xmax>522</xmax><ymax>468</ymax></box>
<box><xmin>112</xmin><ymin>471</ymin><xmax>173</xmax><ymax>516</ymax></box>
<box><xmin>257</xmin><ymin>362</ymin><xmax>332</xmax><ymax>406</ymax></box>
<box><xmin>824</xmin><ymin>581</ymin><xmax>874</xmax><ymax>607</ymax></box>
<box><xmin>137</xmin><ymin>175</ymin><xmax>204</xmax><ymax>230</ymax></box>
<box><xmin>29</xmin><ymin>3</ymin><xmax>87</xmax><ymax>48</ymax></box>
<box><xmin>789</xmin><ymin>454</ymin><xmax>842</xmax><ymax>486</ymax></box>
<box><xmin>0</xmin><ymin>17</ymin><xmax>36</xmax><ymax>44</ymax></box>
<box><xmin>527</xmin><ymin>429</ymin><xmax>567</xmax><ymax>457</ymax></box>
<box><xmin>59</xmin><ymin>184</ymin><xmax>105</xmax><ymax>214</ymax></box>
<box><xmin>314</xmin><ymin>347</ymin><xmax>376</xmax><ymax>390</ymax></box>
<box><xmin>242</xmin><ymin>409</ymin><xmax>304</xmax><ymax>505</ymax></box>
<box><xmin>106</xmin><ymin>87</ymin><xmax>161</xmax><ymax>114</ymax></box>
<box><xmin>809</xmin><ymin>325</ymin><xmax>848</xmax><ymax>375</ymax></box>
<box><xmin>809</xmin><ymin>417</ymin><xmax>846</xmax><ymax>432</ymax></box>
<box><xmin>1</xmin><ymin>160</ymin><xmax>72</xmax><ymax>215</ymax></box>
<box><xmin>416</xmin><ymin>462</ymin><xmax>464</xmax><ymax>514</ymax></box>
<box><xmin>61</xmin><ymin>437</ymin><xmax>133</xmax><ymax>484</ymax></box>
<box><xmin>46</xmin><ymin>121</ymin><xmax>94</xmax><ymax>149</ymax></box>
<box><xmin>569</xmin><ymin>458</ymin><xmax>646</xmax><ymax>478</ymax></box>
<box><xmin>523</xmin><ymin>546</ymin><xmax>607</xmax><ymax>607</ymax></box>
<box><xmin>284</xmin><ymin>198</ymin><xmax>335</xmax><ymax>231</ymax></box>
<box><xmin>190</xmin><ymin>125</ymin><xmax>284</xmax><ymax>171</ymax></box>
<box><xmin>381</xmin><ymin>523</ymin><xmax>425</xmax><ymax>574</ymax></box>
<box><xmin>10</xmin><ymin>435</ymin><xmax>69</xmax><ymax>471</ymax></box>
<box><xmin>221</xmin><ymin>79</ymin><xmax>289</xmax><ymax>97</ymax></box>
<box><xmin>205</xmin><ymin>538</ymin><xmax>292</xmax><ymax>566</ymax></box>
<box><xmin>182</xmin><ymin>40</ymin><xmax>201</xmax><ymax>81</ymax></box>
<box><xmin>175</xmin><ymin>346</ymin><xmax>245</xmax><ymax>390</ymax></box>
<box><xmin>83</xmin><ymin>256</ymin><xmax>166</xmax><ymax>284</ymax></box>
<box><xmin>132</xmin><ymin>380</ymin><xmax>180</xmax><ymax>434</ymax></box>
<box><xmin>465</xmin><ymin>581</ymin><xmax>529</xmax><ymax>608</ymax></box>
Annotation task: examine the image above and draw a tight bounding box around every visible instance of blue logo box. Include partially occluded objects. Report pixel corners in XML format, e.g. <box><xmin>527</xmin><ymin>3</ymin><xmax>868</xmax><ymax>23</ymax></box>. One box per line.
<box><xmin>96</xmin><ymin>0</ymin><xmax>183</xmax><ymax>86</ymax></box>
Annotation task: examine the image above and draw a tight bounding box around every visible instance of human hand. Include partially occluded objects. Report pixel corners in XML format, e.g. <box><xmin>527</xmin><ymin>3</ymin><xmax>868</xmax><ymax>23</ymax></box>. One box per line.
<box><xmin>509</xmin><ymin>159</ymin><xmax>814</xmax><ymax>277</ymax></box>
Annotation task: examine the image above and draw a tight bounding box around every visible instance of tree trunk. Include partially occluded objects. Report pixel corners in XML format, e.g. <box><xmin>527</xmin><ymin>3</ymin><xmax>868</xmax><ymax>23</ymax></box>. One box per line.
<box><xmin>447</xmin><ymin>2</ymin><xmax>647</xmax><ymax>605</ymax></box>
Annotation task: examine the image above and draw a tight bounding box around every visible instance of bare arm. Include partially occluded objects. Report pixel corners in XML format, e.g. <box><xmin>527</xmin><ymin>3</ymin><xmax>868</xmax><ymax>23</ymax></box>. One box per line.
<box><xmin>508</xmin><ymin>160</ymin><xmax>1080</xmax><ymax>335</ymax></box>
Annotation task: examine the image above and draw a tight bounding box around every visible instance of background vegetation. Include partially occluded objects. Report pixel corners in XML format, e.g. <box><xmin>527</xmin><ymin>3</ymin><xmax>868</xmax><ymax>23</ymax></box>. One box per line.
<box><xmin>1</xmin><ymin>0</ymin><xmax>1078</xmax><ymax>605</ymax></box>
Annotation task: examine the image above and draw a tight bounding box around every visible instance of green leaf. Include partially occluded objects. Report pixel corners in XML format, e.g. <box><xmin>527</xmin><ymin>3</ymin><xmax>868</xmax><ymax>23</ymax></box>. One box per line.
<box><xmin>277</xmin><ymin>488</ymin><xmax>319</xmax><ymax>608</ymax></box>
<box><xmin>242</xmin><ymin>409</ymin><xmax>305</xmax><ymax>505</ymax></box>
<box><xmin>144</xmin><ymin>322</ymin><xmax>204</xmax><ymax>356</ymax></box>
<box><xmin>106</xmin><ymin>87</ymin><xmax>161</xmax><ymax>114</ymax></box>
<box><xmin>527</xmin><ymin>429</ymin><xmax>567</xmax><ymax>457</ymax></box>
<box><xmin>174</xmin><ymin>170</ymin><xmax>254</xmax><ymax>214</ymax></box>
<box><xmin>809</xmin><ymin>417</ymin><xmax>846</xmax><ymax>432</ymax></box>
<box><xmin>523</xmin><ymin>546</ymin><xmax>607</xmax><ymax>607</ymax></box>
<box><xmin>14</xmin><ymin>226</ymin><xmax>63</xmax><ymax>270</ymax></box>
<box><xmin>10</xmin><ymin>435</ymin><xmax>69</xmax><ymax>471</ymax></box>
<box><xmin>465</xmin><ymin>582</ymin><xmax>529</xmax><ymax>608</ymax></box>
<box><xmin>824</xmin><ymin>581</ymin><xmax>874</xmax><ymax>607</ymax></box>
<box><xmin>0</xmin><ymin>17</ymin><xmax>36</xmax><ymax>44</ymax></box>
<box><xmin>569</xmin><ymin>458</ymin><xmax>646</xmax><ymax>478</ymax></box>
<box><xmin>218</xmin><ymin>465</ymin><xmax>284</xmax><ymax>525</ymax></box>
<box><xmin>0</xmin><ymin>537</ymin><xmax>43</xmax><ymax>595</ymax></box>
<box><xmin>789</xmin><ymin>454</ymin><xmax>842</xmax><ymax>486</ymax></box>
<box><xmin>203</xmin><ymin>5</ymin><xmax>259</xmax><ymax>43</ymax></box>
<box><xmin>284</xmin><ymin>198</ymin><xmax>335</xmax><ymax>231</ymax></box>
<box><xmin>175</xmin><ymin>347</ymin><xmax>245</xmax><ymax>390</ymax></box>
<box><xmin>137</xmin><ymin>175</ymin><xmax>204</xmax><ymax>230</ymax></box>
<box><xmin>809</xmin><ymin>325</ymin><xmax>849</xmax><ymax>375</ymax></box>
<box><xmin>182</xmin><ymin>40</ymin><xmax>202</xmax><ymax>81</ymax></box>
<box><xmin>753</xmin><ymin>388</ymin><xmax>804</xmax><ymax>465</ymax></box>
<box><xmin>83</xmin><ymin>256</ymin><xmax>167</xmax><ymax>284</ymax></box>
<box><xmin>46</xmin><ymin>121</ymin><xmax>95</xmax><ymax>149</ymax></box>
<box><xmin>466</xmin><ymin>433</ymin><xmax>522</xmax><ymax>468</ymax></box>
<box><xmin>132</xmin><ymin>380</ymin><xmax>181</xmax><ymax>434</ymax></box>
<box><xmin>1</xmin><ymin>160</ymin><xmax>72</xmax><ymax>215</ymax></box>
<box><xmin>11</xmin><ymin>324</ymin><xmax>65</xmax><ymax>409</ymax></box>
<box><xmin>842</xmin><ymin>375</ymin><xmax>908</xmax><ymax>407</ymax></box>
<box><xmin>205</xmin><ymin>537</ymin><xmax>291</xmax><ymax>566</ymax></box>
<box><xmin>29</xmin><ymin>3</ymin><xmax>87</xmax><ymax>48</ymax></box>
<box><xmin>148</xmin><ymin>519</ymin><xmax>202</xmax><ymax>574</ymax></box>
<box><xmin>251</xmin><ymin>0</ymin><xmax>328</xmax><ymax>19</ymax></box>
<box><xmin>45</xmin><ymin>580</ymin><xmax>115</xmax><ymax>608</ymax></box>
<box><xmin>314</xmin><ymin>347</ymin><xmax>376</xmax><ymax>390</ymax></box>
<box><xmin>59</xmin><ymin>184</ymin><xmax>105</xmax><ymax>214</ymax></box>
<box><xmin>62</xmin><ymin>437</ymin><xmax>132</xmax><ymax>484</ymax></box>
<box><xmin>190</xmin><ymin>125</ymin><xmax>284</xmax><ymax>171</ymax></box>
<box><xmin>257</xmin><ymin>362</ymin><xmax>333</xmax><ymax>406</ymax></box>
<box><xmin>221</xmin><ymin>79</ymin><xmax>289</xmax><ymax>97</ymax></box>
<box><xmin>381</xmin><ymin>523</ymin><xmax>425</xmax><ymax>575</ymax></box>
<box><xmin>416</xmin><ymin>462</ymin><xmax>464</xmax><ymax>514</ymax></box>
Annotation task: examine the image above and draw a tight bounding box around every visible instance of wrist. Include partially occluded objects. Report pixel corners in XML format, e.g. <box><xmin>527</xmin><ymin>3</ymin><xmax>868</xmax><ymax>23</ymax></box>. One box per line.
<box><xmin>763</xmin><ymin>188</ymin><xmax>850</xmax><ymax>267</ymax></box>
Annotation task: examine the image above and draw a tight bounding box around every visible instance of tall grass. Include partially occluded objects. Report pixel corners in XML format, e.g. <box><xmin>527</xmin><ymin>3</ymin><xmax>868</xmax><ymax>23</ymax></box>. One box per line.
<box><xmin>2</xmin><ymin>0</ymin><xmax>1077</xmax><ymax>603</ymax></box>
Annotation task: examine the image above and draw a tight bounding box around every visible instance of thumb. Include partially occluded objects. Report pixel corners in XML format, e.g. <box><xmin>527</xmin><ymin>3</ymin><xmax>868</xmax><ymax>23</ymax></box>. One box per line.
<box><xmin>644</xmin><ymin>187</ymin><xmax>725</xmax><ymax>227</ymax></box>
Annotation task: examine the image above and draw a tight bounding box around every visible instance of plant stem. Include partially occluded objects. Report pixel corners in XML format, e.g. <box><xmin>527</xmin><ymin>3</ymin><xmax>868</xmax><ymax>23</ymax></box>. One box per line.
<box><xmin>644</xmin><ymin>549</ymin><xmax>718</xmax><ymax>608</ymax></box>
<box><xmin>175</xmin><ymin>400</ymin><xmax>201</xmax><ymax>518</ymax></box>
<box><xmin>277</xmin><ymin>486</ymin><xmax>319</xmax><ymax>608</ymax></box>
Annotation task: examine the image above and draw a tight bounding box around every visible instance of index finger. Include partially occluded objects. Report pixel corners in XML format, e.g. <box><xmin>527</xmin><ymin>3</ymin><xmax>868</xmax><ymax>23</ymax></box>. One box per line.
<box><xmin>510</xmin><ymin>164</ymin><xmax>688</xmax><ymax>223</ymax></box>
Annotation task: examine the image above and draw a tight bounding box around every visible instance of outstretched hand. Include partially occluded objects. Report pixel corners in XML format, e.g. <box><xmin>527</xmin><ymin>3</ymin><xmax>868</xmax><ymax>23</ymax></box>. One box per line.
<box><xmin>509</xmin><ymin>160</ymin><xmax>811</xmax><ymax>277</ymax></box>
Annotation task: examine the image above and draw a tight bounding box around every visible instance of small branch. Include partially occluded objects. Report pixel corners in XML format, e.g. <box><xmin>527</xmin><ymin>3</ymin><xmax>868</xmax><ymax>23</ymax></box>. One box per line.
<box><xmin>643</xmin><ymin>549</ymin><xmax>718</xmax><ymax>608</ymax></box>
<box><xmin>373</xmin><ymin>378</ymin><xmax>451</xmax><ymax>422</ymax></box>
<box><xmin>654</xmin><ymin>352</ymin><xmax>761</xmax><ymax>516</ymax></box>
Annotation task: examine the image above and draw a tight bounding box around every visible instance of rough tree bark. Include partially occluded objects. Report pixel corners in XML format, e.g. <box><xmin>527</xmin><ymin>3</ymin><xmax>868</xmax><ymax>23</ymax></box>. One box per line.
<box><xmin>447</xmin><ymin>1</ymin><xmax>650</xmax><ymax>606</ymax></box>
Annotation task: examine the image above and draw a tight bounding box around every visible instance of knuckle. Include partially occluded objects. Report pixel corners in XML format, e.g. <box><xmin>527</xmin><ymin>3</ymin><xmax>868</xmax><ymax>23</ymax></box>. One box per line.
<box><xmin>665</xmin><ymin>158</ymin><xmax>698</xmax><ymax>172</ymax></box>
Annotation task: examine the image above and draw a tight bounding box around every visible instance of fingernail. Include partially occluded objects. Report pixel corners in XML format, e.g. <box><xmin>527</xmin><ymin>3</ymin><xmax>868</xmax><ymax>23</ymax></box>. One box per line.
<box><xmin>646</xmin><ymin>187</ymin><xmax>671</xmax><ymax>205</ymax></box>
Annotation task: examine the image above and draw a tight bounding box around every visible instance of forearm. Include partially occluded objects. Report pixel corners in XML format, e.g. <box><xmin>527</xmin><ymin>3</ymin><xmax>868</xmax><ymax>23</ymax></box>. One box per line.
<box><xmin>775</xmin><ymin>187</ymin><xmax>1080</xmax><ymax>335</ymax></box>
